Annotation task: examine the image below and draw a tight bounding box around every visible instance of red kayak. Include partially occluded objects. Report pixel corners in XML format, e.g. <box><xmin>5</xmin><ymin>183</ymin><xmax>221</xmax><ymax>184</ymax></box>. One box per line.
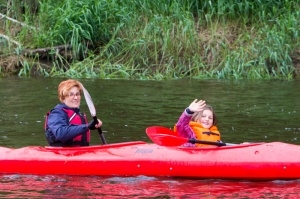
<box><xmin>1</xmin><ymin>138</ymin><xmax>300</xmax><ymax>180</ymax></box>
<box><xmin>1</xmin><ymin>126</ymin><xmax>300</xmax><ymax>180</ymax></box>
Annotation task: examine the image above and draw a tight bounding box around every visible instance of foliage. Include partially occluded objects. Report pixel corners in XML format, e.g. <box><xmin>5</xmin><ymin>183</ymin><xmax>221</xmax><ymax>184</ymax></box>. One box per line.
<box><xmin>1</xmin><ymin>0</ymin><xmax>300</xmax><ymax>79</ymax></box>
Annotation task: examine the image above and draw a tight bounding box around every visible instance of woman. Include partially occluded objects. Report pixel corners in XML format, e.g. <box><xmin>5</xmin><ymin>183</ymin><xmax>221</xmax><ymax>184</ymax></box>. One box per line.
<box><xmin>174</xmin><ymin>99</ymin><xmax>221</xmax><ymax>147</ymax></box>
<box><xmin>44</xmin><ymin>79</ymin><xmax>102</xmax><ymax>146</ymax></box>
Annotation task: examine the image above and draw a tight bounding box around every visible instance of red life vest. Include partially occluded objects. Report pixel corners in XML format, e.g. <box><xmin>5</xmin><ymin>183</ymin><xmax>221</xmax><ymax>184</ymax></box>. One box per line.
<box><xmin>45</xmin><ymin>108</ymin><xmax>90</xmax><ymax>146</ymax></box>
<box><xmin>63</xmin><ymin>108</ymin><xmax>91</xmax><ymax>145</ymax></box>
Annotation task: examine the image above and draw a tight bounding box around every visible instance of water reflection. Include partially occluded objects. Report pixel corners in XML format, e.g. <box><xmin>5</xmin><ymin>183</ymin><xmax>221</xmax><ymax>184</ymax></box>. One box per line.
<box><xmin>1</xmin><ymin>175</ymin><xmax>300</xmax><ymax>198</ymax></box>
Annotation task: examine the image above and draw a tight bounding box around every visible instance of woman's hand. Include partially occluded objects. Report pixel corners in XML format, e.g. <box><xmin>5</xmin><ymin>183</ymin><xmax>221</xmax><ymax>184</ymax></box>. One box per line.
<box><xmin>95</xmin><ymin>119</ymin><xmax>102</xmax><ymax>128</ymax></box>
<box><xmin>88</xmin><ymin>119</ymin><xmax>102</xmax><ymax>130</ymax></box>
<box><xmin>188</xmin><ymin>99</ymin><xmax>206</xmax><ymax>112</ymax></box>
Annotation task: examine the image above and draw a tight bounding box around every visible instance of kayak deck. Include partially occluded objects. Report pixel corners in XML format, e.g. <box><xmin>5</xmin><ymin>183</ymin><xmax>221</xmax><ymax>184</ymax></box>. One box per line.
<box><xmin>0</xmin><ymin>141</ymin><xmax>300</xmax><ymax>180</ymax></box>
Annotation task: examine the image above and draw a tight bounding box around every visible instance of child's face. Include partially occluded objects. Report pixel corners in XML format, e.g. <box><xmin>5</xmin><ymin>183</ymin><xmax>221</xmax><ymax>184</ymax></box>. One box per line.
<box><xmin>198</xmin><ymin>109</ymin><xmax>213</xmax><ymax>129</ymax></box>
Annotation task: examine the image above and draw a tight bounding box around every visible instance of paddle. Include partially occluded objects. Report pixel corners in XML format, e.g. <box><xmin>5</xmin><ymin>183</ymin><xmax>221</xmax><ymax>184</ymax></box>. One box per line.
<box><xmin>146</xmin><ymin>126</ymin><xmax>228</xmax><ymax>146</ymax></box>
<box><xmin>80</xmin><ymin>83</ymin><xmax>107</xmax><ymax>144</ymax></box>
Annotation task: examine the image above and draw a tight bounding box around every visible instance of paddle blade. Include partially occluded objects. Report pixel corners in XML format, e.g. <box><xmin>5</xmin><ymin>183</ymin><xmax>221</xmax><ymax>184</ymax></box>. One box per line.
<box><xmin>146</xmin><ymin>126</ymin><xmax>187</xmax><ymax>146</ymax></box>
<box><xmin>146</xmin><ymin>126</ymin><xmax>229</xmax><ymax>147</ymax></box>
<box><xmin>80</xmin><ymin>83</ymin><xmax>96</xmax><ymax>117</ymax></box>
<box><xmin>148</xmin><ymin>134</ymin><xmax>188</xmax><ymax>146</ymax></box>
<box><xmin>79</xmin><ymin>83</ymin><xmax>107</xmax><ymax>145</ymax></box>
<box><xmin>146</xmin><ymin>126</ymin><xmax>177</xmax><ymax>137</ymax></box>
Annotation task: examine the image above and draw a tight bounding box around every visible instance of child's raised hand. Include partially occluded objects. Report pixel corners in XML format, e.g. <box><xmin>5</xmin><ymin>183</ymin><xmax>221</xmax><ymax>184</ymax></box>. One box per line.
<box><xmin>188</xmin><ymin>99</ymin><xmax>206</xmax><ymax>112</ymax></box>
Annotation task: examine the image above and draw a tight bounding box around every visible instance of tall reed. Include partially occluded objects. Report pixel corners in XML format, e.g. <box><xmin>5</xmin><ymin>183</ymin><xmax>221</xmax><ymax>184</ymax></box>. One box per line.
<box><xmin>1</xmin><ymin>0</ymin><xmax>300</xmax><ymax>79</ymax></box>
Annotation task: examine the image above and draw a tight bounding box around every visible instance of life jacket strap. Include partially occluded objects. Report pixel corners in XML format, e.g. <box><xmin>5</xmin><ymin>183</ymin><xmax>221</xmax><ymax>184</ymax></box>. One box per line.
<box><xmin>79</xmin><ymin>113</ymin><xmax>88</xmax><ymax>146</ymax></box>
<box><xmin>202</xmin><ymin>131</ymin><xmax>220</xmax><ymax>136</ymax></box>
<box><xmin>69</xmin><ymin>112</ymin><xmax>76</xmax><ymax>122</ymax></box>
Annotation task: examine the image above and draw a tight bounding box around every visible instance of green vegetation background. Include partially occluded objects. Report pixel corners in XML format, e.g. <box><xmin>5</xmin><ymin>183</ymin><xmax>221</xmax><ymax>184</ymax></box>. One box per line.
<box><xmin>1</xmin><ymin>0</ymin><xmax>300</xmax><ymax>80</ymax></box>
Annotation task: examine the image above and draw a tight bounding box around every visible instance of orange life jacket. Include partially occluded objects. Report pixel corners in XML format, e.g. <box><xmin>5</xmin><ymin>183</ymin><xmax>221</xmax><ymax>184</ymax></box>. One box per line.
<box><xmin>189</xmin><ymin>121</ymin><xmax>221</xmax><ymax>147</ymax></box>
<box><xmin>174</xmin><ymin>122</ymin><xmax>221</xmax><ymax>147</ymax></box>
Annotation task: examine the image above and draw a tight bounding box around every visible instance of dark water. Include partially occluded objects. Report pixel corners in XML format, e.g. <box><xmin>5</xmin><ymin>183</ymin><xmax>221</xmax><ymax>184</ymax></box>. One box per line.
<box><xmin>1</xmin><ymin>175</ymin><xmax>300</xmax><ymax>198</ymax></box>
<box><xmin>1</xmin><ymin>77</ymin><xmax>300</xmax><ymax>198</ymax></box>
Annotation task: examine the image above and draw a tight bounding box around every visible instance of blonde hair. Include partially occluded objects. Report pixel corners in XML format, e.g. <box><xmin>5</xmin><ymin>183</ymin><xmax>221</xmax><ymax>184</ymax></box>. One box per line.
<box><xmin>191</xmin><ymin>105</ymin><xmax>218</xmax><ymax>126</ymax></box>
<box><xmin>57</xmin><ymin>79</ymin><xmax>83</xmax><ymax>102</ymax></box>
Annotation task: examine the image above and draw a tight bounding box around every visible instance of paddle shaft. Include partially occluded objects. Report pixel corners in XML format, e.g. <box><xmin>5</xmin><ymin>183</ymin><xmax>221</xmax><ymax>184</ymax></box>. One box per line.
<box><xmin>93</xmin><ymin>116</ymin><xmax>107</xmax><ymax>144</ymax></box>
<box><xmin>146</xmin><ymin>126</ymin><xmax>236</xmax><ymax>147</ymax></box>
<box><xmin>188</xmin><ymin>138</ymin><xmax>227</xmax><ymax>146</ymax></box>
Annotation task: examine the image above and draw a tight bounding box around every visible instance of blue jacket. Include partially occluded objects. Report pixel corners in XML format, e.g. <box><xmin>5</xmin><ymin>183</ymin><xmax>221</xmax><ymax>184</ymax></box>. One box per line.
<box><xmin>45</xmin><ymin>103</ymin><xmax>89</xmax><ymax>146</ymax></box>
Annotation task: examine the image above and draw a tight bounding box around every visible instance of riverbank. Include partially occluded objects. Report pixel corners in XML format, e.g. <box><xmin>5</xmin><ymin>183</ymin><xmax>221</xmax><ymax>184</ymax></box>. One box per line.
<box><xmin>1</xmin><ymin>1</ymin><xmax>300</xmax><ymax>80</ymax></box>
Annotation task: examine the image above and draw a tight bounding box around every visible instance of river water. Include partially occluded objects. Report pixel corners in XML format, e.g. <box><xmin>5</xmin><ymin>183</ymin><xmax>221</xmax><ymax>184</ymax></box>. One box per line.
<box><xmin>0</xmin><ymin>77</ymin><xmax>300</xmax><ymax>198</ymax></box>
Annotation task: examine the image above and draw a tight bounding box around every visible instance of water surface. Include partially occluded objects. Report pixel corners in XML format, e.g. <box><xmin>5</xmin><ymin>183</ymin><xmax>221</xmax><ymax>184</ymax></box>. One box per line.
<box><xmin>1</xmin><ymin>77</ymin><xmax>299</xmax><ymax>146</ymax></box>
<box><xmin>0</xmin><ymin>77</ymin><xmax>300</xmax><ymax>198</ymax></box>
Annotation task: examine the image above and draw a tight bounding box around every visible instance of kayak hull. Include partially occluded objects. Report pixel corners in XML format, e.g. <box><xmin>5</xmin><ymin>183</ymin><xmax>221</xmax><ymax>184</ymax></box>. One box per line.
<box><xmin>1</xmin><ymin>141</ymin><xmax>300</xmax><ymax>180</ymax></box>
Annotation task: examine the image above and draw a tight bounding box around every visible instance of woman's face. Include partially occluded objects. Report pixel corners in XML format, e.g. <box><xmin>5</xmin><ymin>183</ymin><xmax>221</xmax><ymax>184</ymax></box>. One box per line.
<box><xmin>199</xmin><ymin>109</ymin><xmax>213</xmax><ymax>129</ymax></box>
<box><xmin>63</xmin><ymin>86</ymin><xmax>81</xmax><ymax>108</ymax></box>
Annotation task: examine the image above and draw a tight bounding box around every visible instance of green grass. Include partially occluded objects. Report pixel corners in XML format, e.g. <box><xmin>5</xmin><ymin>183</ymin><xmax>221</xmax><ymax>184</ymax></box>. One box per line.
<box><xmin>1</xmin><ymin>0</ymin><xmax>300</xmax><ymax>79</ymax></box>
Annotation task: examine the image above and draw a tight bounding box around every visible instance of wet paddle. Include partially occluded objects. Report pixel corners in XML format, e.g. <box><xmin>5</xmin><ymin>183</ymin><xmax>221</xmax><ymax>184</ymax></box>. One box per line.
<box><xmin>146</xmin><ymin>126</ymin><xmax>228</xmax><ymax>146</ymax></box>
<box><xmin>80</xmin><ymin>83</ymin><xmax>107</xmax><ymax>144</ymax></box>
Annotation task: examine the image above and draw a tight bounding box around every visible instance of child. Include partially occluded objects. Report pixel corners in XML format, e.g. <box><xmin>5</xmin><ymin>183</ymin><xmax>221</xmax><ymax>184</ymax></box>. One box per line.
<box><xmin>174</xmin><ymin>99</ymin><xmax>221</xmax><ymax>147</ymax></box>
